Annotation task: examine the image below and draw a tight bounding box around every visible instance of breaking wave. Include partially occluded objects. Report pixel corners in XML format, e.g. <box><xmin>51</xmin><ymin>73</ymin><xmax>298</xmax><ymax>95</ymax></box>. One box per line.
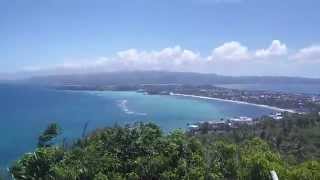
<box><xmin>117</xmin><ymin>100</ymin><xmax>147</xmax><ymax>116</ymax></box>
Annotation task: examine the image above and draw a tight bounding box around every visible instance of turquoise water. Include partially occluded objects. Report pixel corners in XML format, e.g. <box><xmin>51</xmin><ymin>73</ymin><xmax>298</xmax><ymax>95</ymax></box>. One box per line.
<box><xmin>0</xmin><ymin>84</ymin><xmax>275</xmax><ymax>167</ymax></box>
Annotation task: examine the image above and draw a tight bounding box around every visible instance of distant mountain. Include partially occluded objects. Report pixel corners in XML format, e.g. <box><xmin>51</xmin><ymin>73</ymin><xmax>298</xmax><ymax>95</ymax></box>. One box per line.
<box><xmin>0</xmin><ymin>73</ymin><xmax>11</xmax><ymax>81</ymax></box>
<box><xmin>19</xmin><ymin>71</ymin><xmax>320</xmax><ymax>86</ymax></box>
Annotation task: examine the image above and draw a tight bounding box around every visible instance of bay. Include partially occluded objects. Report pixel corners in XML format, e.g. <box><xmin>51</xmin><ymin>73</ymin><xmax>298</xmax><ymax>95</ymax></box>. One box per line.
<box><xmin>0</xmin><ymin>84</ymin><xmax>275</xmax><ymax>167</ymax></box>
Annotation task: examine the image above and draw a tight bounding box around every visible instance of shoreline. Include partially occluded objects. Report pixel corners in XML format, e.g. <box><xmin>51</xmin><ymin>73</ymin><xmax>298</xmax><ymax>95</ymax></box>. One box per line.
<box><xmin>66</xmin><ymin>89</ymin><xmax>296</xmax><ymax>113</ymax></box>
<box><xmin>170</xmin><ymin>93</ymin><xmax>296</xmax><ymax>113</ymax></box>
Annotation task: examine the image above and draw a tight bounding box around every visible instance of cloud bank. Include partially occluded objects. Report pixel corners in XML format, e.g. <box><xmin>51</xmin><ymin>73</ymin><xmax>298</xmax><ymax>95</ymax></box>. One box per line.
<box><xmin>255</xmin><ymin>40</ymin><xmax>287</xmax><ymax>58</ymax></box>
<box><xmin>291</xmin><ymin>45</ymin><xmax>320</xmax><ymax>62</ymax></box>
<box><xmin>20</xmin><ymin>40</ymin><xmax>320</xmax><ymax>78</ymax></box>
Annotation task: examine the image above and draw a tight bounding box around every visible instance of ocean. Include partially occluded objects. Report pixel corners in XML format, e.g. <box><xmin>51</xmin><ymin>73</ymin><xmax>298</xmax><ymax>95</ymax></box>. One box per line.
<box><xmin>0</xmin><ymin>84</ymin><xmax>278</xmax><ymax>167</ymax></box>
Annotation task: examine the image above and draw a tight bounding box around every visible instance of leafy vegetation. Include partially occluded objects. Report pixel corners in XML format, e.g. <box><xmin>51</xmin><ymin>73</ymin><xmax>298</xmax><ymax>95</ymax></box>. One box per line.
<box><xmin>194</xmin><ymin>112</ymin><xmax>320</xmax><ymax>164</ymax></box>
<box><xmin>9</xmin><ymin>114</ymin><xmax>320</xmax><ymax>179</ymax></box>
<box><xmin>37</xmin><ymin>123</ymin><xmax>61</xmax><ymax>148</ymax></box>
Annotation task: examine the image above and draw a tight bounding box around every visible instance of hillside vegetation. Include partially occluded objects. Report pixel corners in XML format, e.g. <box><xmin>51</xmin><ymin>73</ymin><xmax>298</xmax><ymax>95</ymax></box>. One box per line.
<box><xmin>9</xmin><ymin>114</ymin><xmax>320</xmax><ymax>180</ymax></box>
<box><xmin>194</xmin><ymin>112</ymin><xmax>320</xmax><ymax>164</ymax></box>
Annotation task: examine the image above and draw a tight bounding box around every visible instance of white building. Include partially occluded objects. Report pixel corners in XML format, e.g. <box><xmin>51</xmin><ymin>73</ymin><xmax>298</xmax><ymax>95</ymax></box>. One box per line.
<box><xmin>230</xmin><ymin>116</ymin><xmax>253</xmax><ymax>122</ymax></box>
<box><xmin>229</xmin><ymin>116</ymin><xmax>254</xmax><ymax>125</ymax></box>
<box><xmin>269</xmin><ymin>112</ymin><xmax>283</xmax><ymax>120</ymax></box>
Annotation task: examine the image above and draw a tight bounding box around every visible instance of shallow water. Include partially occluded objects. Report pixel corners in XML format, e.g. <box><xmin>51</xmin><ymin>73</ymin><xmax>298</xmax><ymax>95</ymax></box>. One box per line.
<box><xmin>0</xmin><ymin>84</ymin><xmax>275</xmax><ymax>167</ymax></box>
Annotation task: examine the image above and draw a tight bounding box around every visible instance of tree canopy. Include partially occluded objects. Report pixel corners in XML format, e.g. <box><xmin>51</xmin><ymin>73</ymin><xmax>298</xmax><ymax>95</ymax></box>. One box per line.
<box><xmin>9</xmin><ymin>121</ymin><xmax>320</xmax><ymax>180</ymax></box>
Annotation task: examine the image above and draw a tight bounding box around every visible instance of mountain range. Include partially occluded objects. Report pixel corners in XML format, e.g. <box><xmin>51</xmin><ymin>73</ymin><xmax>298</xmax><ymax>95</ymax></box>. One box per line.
<box><xmin>15</xmin><ymin>71</ymin><xmax>320</xmax><ymax>86</ymax></box>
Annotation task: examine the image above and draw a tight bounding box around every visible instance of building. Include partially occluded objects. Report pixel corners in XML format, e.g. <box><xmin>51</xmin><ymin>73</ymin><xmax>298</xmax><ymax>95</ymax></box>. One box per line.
<box><xmin>269</xmin><ymin>112</ymin><xmax>283</xmax><ymax>120</ymax></box>
<box><xmin>229</xmin><ymin>116</ymin><xmax>254</xmax><ymax>125</ymax></box>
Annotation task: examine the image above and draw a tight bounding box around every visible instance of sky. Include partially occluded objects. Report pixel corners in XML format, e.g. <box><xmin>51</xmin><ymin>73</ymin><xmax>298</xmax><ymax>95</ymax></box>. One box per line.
<box><xmin>1</xmin><ymin>0</ymin><xmax>320</xmax><ymax>78</ymax></box>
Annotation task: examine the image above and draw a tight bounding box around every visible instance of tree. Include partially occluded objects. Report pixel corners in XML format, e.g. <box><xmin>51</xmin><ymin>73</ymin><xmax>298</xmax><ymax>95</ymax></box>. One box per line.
<box><xmin>10</xmin><ymin>147</ymin><xmax>64</xmax><ymax>179</ymax></box>
<box><xmin>290</xmin><ymin>160</ymin><xmax>320</xmax><ymax>180</ymax></box>
<box><xmin>38</xmin><ymin>123</ymin><xmax>61</xmax><ymax>148</ymax></box>
<box><xmin>205</xmin><ymin>141</ymin><xmax>238</xmax><ymax>179</ymax></box>
<box><xmin>238</xmin><ymin>138</ymin><xmax>287</xmax><ymax>180</ymax></box>
<box><xmin>10</xmin><ymin>121</ymin><xmax>320</xmax><ymax>180</ymax></box>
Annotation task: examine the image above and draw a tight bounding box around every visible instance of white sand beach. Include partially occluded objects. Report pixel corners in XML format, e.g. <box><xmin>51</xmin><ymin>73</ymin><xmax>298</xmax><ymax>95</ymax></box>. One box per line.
<box><xmin>170</xmin><ymin>93</ymin><xmax>296</xmax><ymax>113</ymax></box>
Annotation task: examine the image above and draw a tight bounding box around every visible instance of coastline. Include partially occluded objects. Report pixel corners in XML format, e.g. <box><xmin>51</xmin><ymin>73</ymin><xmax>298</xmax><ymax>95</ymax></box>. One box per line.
<box><xmin>65</xmin><ymin>89</ymin><xmax>296</xmax><ymax>113</ymax></box>
<box><xmin>170</xmin><ymin>93</ymin><xmax>296</xmax><ymax>113</ymax></box>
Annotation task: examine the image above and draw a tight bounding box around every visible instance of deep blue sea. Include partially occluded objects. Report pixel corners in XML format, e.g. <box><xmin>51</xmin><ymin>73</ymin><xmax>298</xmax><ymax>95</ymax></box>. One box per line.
<box><xmin>0</xmin><ymin>84</ymin><xmax>279</xmax><ymax>167</ymax></box>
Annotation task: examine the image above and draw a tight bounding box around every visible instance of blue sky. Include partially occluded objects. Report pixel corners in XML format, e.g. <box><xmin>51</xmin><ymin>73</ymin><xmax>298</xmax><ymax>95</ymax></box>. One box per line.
<box><xmin>1</xmin><ymin>0</ymin><xmax>320</xmax><ymax>77</ymax></box>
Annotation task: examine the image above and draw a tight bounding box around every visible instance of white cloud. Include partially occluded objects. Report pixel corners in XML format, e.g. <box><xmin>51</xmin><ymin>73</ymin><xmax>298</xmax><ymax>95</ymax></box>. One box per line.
<box><xmin>18</xmin><ymin>41</ymin><xmax>320</xmax><ymax>78</ymax></box>
<box><xmin>115</xmin><ymin>46</ymin><xmax>201</xmax><ymax>70</ymax></box>
<box><xmin>117</xmin><ymin>49</ymin><xmax>140</xmax><ymax>60</ymax></box>
<box><xmin>209</xmin><ymin>41</ymin><xmax>250</xmax><ymax>61</ymax></box>
<box><xmin>255</xmin><ymin>40</ymin><xmax>287</xmax><ymax>58</ymax></box>
<box><xmin>22</xmin><ymin>46</ymin><xmax>204</xmax><ymax>75</ymax></box>
<box><xmin>291</xmin><ymin>45</ymin><xmax>320</xmax><ymax>62</ymax></box>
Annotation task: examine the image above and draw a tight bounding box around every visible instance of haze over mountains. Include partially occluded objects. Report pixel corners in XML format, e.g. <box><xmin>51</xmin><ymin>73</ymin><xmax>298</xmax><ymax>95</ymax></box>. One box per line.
<box><xmin>18</xmin><ymin>71</ymin><xmax>320</xmax><ymax>86</ymax></box>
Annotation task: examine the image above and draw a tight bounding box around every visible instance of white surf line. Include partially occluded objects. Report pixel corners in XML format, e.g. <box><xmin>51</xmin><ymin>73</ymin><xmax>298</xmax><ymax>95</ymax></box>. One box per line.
<box><xmin>170</xmin><ymin>93</ymin><xmax>296</xmax><ymax>113</ymax></box>
<box><xmin>117</xmin><ymin>99</ymin><xmax>147</xmax><ymax>116</ymax></box>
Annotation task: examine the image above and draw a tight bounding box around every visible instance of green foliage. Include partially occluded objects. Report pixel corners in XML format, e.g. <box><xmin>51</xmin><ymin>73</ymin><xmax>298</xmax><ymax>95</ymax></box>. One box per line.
<box><xmin>11</xmin><ymin>119</ymin><xmax>320</xmax><ymax>180</ymax></box>
<box><xmin>205</xmin><ymin>141</ymin><xmax>238</xmax><ymax>179</ymax></box>
<box><xmin>238</xmin><ymin>138</ymin><xmax>287</xmax><ymax>180</ymax></box>
<box><xmin>257</xmin><ymin>113</ymin><xmax>320</xmax><ymax>163</ymax></box>
<box><xmin>289</xmin><ymin>160</ymin><xmax>320</xmax><ymax>180</ymax></box>
<box><xmin>10</xmin><ymin>147</ymin><xmax>64</xmax><ymax>180</ymax></box>
<box><xmin>196</xmin><ymin>113</ymin><xmax>320</xmax><ymax>164</ymax></box>
<box><xmin>38</xmin><ymin>123</ymin><xmax>61</xmax><ymax>148</ymax></box>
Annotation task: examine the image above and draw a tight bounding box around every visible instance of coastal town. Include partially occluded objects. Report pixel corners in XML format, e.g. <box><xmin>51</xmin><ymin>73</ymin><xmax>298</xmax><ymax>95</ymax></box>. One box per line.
<box><xmin>57</xmin><ymin>83</ymin><xmax>320</xmax><ymax>114</ymax></box>
<box><xmin>186</xmin><ymin>112</ymin><xmax>285</xmax><ymax>135</ymax></box>
<box><xmin>186</xmin><ymin>110</ymin><xmax>320</xmax><ymax>135</ymax></box>
<box><xmin>56</xmin><ymin>83</ymin><xmax>320</xmax><ymax>136</ymax></box>
<box><xmin>136</xmin><ymin>84</ymin><xmax>320</xmax><ymax>134</ymax></box>
<box><xmin>135</xmin><ymin>84</ymin><xmax>320</xmax><ymax>113</ymax></box>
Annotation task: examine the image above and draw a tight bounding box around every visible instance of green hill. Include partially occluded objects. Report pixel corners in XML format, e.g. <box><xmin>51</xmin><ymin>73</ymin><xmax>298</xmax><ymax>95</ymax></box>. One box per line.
<box><xmin>9</xmin><ymin>113</ymin><xmax>320</xmax><ymax>180</ymax></box>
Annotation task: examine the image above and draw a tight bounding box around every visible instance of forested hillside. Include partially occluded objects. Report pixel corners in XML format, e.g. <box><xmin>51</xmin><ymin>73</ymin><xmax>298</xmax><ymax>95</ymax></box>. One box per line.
<box><xmin>194</xmin><ymin>112</ymin><xmax>320</xmax><ymax>164</ymax></box>
<box><xmin>9</xmin><ymin>114</ymin><xmax>320</xmax><ymax>180</ymax></box>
